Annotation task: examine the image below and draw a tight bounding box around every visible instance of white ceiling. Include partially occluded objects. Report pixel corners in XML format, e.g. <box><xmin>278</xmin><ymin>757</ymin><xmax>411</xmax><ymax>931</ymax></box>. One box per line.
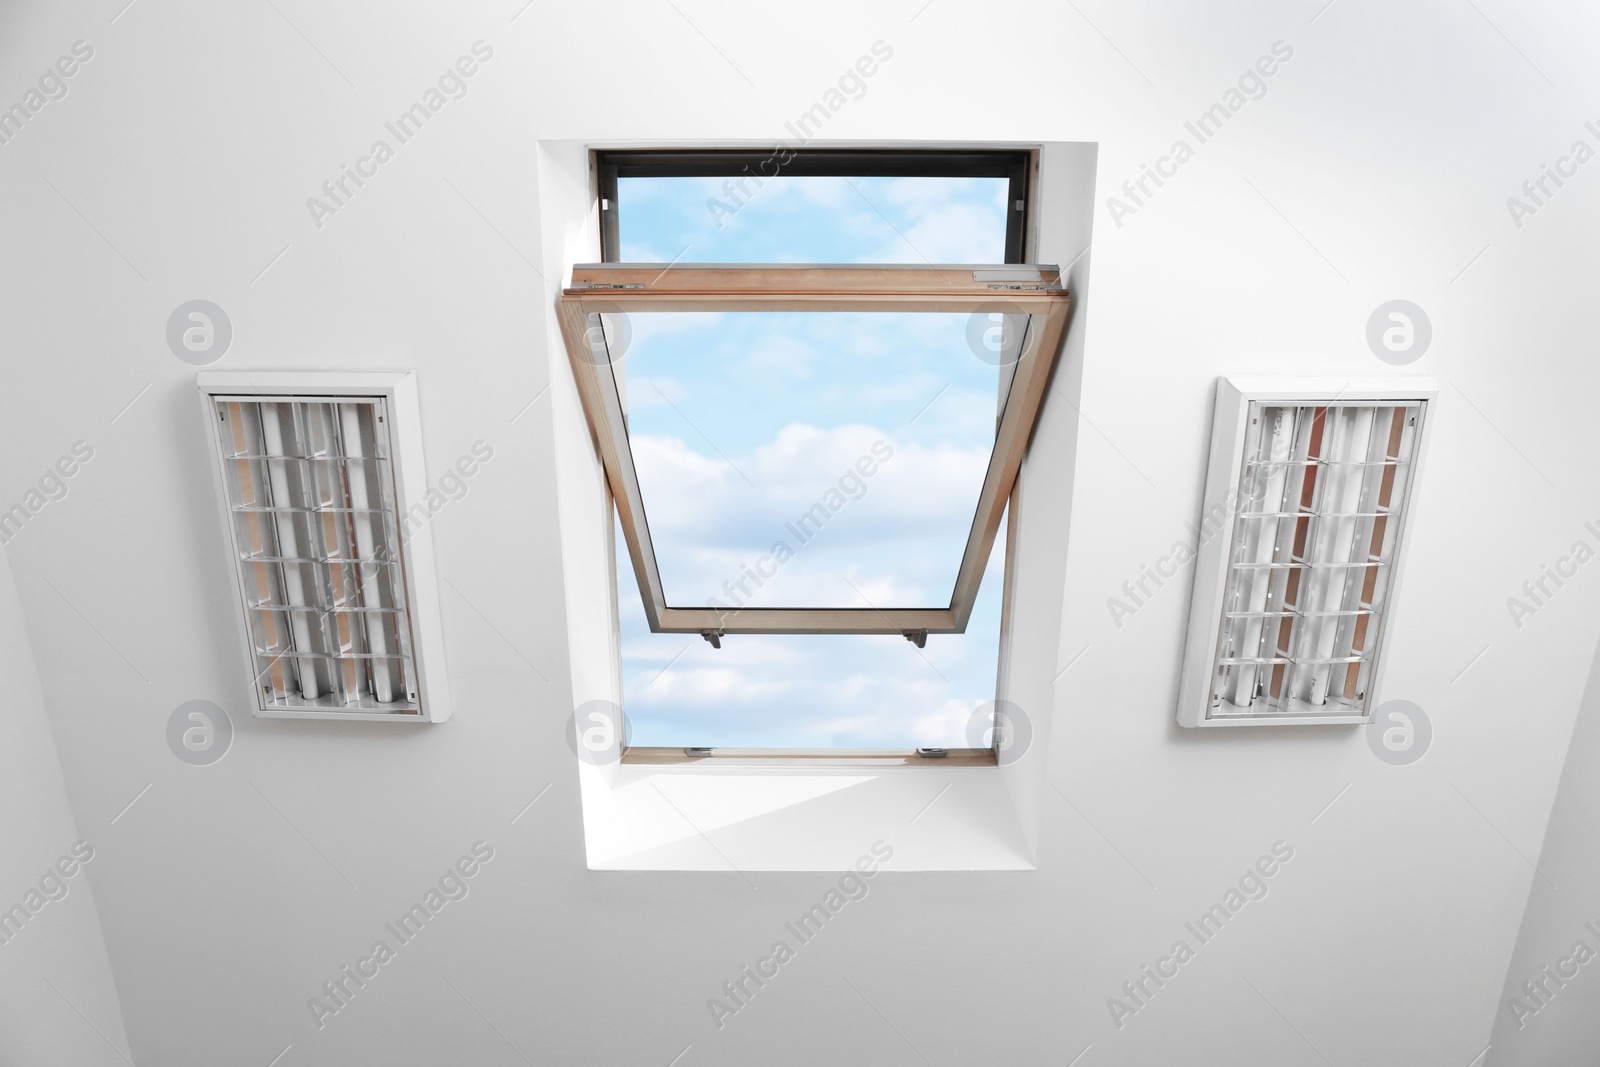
<box><xmin>1</xmin><ymin>1</ymin><xmax>1598</xmax><ymax>1064</ymax></box>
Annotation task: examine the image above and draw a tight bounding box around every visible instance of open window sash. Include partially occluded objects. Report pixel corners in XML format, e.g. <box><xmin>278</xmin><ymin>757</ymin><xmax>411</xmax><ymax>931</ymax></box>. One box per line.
<box><xmin>556</xmin><ymin>263</ymin><xmax>1071</xmax><ymax>637</ymax></box>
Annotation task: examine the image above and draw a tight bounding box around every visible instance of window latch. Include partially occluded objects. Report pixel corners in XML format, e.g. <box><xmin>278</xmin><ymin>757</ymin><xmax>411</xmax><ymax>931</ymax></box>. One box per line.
<box><xmin>701</xmin><ymin>629</ymin><xmax>724</xmax><ymax>649</ymax></box>
<box><xmin>572</xmin><ymin>282</ymin><xmax>645</xmax><ymax>290</ymax></box>
<box><xmin>903</xmin><ymin>629</ymin><xmax>928</xmax><ymax>648</ymax></box>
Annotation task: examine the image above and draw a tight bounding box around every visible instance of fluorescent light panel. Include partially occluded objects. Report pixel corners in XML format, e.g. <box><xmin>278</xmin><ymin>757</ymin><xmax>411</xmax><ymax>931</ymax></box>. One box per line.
<box><xmin>198</xmin><ymin>372</ymin><xmax>449</xmax><ymax>722</ymax></box>
<box><xmin>217</xmin><ymin>397</ymin><xmax>415</xmax><ymax>712</ymax></box>
<box><xmin>1178</xmin><ymin>380</ymin><xmax>1434</xmax><ymax>727</ymax></box>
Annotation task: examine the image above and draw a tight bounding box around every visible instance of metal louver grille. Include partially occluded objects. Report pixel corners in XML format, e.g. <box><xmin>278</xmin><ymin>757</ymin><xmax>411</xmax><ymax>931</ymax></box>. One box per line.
<box><xmin>1208</xmin><ymin>401</ymin><xmax>1423</xmax><ymax>720</ymax></box>
<box><xmin>214</xmin><ymin>397</ymin><xmax>420</xmax><ymax>714</ymax></box>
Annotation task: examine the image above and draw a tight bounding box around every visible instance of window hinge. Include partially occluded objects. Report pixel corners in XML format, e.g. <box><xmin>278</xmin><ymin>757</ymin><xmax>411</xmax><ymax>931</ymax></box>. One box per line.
<box><xmin>903</xmin><ymin>629</ymin><xmax>928</xmax><ymax>648</ymax></box>
<box><xmin>701</xmin><ymin>629</ymin><xmax>724</xmax><ymax>649</ymax></box>
<box><xmin>572</xmin><ymin>282</ymin><xmax>645</xmax><ymax>290</ymax></box>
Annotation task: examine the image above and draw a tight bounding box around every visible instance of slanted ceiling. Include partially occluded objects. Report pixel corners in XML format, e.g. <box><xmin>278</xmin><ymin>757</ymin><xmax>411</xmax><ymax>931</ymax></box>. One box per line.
<box><xmin>0</xmin><ymin>2</ymin><xmax>1595</xmax><ymax>1065</ymax></box>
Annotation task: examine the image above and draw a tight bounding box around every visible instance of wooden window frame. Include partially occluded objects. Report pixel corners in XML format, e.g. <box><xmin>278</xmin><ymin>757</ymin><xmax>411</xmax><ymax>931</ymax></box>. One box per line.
<box><xmin>556</xmin><ymin>263</ymin><xmax>1071</xmax><ymax>639</ymax></box>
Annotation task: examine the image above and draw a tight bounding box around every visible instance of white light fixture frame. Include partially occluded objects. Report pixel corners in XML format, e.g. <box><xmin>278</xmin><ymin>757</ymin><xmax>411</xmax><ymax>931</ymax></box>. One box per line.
<box><xmin>196</xmin><ymin>371</ymin><xmax>451</xmax><ymax>722</ymax></box>
<box><xmin>1177</xmin><ymin>377</ymin><xmax>1436</xmax><ymax>728</ymax></box>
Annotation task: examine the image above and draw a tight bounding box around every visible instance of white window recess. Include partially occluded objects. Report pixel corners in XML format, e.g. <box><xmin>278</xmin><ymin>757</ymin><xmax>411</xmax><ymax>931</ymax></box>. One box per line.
<box><xmin>197</xmin><ymin>371</ymin><xmax>450</xmax><ymax>722</ymax></box>
<box><xmin>1177</xmin><ymin>378</ymin><xmax>1435</xmax><ymax>727</ymax></box>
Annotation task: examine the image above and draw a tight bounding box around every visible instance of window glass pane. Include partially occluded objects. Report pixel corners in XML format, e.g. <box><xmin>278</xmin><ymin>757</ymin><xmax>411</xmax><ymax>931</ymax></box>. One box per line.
<box><xmin>616</xmin><ymin>310</ymin><xmax>1000</xmax><ymax>610</ymax></box>
<box><xmin>615</xmin><ymin>175</ymin><xmax>1009</xmax><ymax>263</ymax></box>
<box><xmin>618</xmin><ymin>510</ymin><xmax>1005</xmax><ymax>749</ymax></box>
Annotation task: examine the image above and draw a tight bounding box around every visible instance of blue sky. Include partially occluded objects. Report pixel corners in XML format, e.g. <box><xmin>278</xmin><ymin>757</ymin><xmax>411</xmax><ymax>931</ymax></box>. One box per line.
<box><xmin>616</xmin><ymin>174</ymin><xmax>1010</xmax><ymax>264</ymax></box>
<box><xmin>611</xmin><ymin>174</ymin><xmax>1012</xmax><ymax>748</ymax></box>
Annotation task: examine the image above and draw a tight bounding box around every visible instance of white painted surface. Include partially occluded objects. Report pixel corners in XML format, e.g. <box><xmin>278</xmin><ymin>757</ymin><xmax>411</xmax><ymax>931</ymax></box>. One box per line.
<box><xmin>0</xmin><ymin>554</ymin><xmax>131</xmax><ymax>1064</ymax></box>
<box><xmin>1486</xmin><ymin>632</ymin><xmax>1600</xmax><ymax>1065</ymax></box>
<box><xmin>0</xmin><ymin>1</ymin><xmax>1596</xmax><ymax>1062</ymax></box>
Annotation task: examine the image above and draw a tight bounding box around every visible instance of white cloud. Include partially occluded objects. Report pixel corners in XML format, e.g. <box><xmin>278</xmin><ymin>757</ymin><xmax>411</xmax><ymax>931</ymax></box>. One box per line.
<box><xmin>628</xmin><ymin>420</ymin><xmax>990</xmax><ymax>608</ymax></box>
<box><xmin>911</xmin><ymin>697</ymin><xmax>986</xmax><ymax>748</ymax></box>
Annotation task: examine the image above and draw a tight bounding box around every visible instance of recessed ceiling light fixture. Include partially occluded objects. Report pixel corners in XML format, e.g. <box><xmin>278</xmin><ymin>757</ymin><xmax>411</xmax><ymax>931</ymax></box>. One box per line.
<box><xmin>197</xmin><ymin>372</ymin><xmax>450</xmax><ymax>722</ymax></box>
<box><xmin>1178</xmin><ymin>378</ymin><xmax>1435</xmax><ymax>727</ymax></box>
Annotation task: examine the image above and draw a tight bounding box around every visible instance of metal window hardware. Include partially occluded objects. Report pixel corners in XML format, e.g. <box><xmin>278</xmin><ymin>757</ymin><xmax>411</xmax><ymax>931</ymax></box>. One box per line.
<box><xmin>904</xmin><ymin>630</ymin><xmax>928</xmax><ymax>648</ymax></box>
<box><xmin>701</xmin><ymin>629</ymin><xmax>724</xmax><ymax>648</ymax></box>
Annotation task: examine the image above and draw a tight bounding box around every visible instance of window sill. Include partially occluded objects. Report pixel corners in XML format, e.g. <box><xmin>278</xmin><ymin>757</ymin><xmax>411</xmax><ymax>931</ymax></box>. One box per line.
<box><xmin>578</xmin><ymin>757</ymin><xmax>1033</xmax><ymax>872</ymax></box>
<box><xmin>620</xmin><ymin>747</ymin><xmax>998</xmax><ymax>767</ymax></box>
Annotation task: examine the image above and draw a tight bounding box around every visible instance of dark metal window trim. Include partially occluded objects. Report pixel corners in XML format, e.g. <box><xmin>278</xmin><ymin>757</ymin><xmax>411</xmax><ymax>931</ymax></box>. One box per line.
<box><xmin>596</xmin><ymin>148</ymin><xmax>1032</xmax><ymax>265</ymax></box>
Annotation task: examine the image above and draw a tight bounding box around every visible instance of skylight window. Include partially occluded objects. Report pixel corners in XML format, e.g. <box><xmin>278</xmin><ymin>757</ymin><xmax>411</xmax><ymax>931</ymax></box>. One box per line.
<box><xmin>563</xmin><ymin>149</ymin><xmax>1062</xmax><ymax>755</ymax></box>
